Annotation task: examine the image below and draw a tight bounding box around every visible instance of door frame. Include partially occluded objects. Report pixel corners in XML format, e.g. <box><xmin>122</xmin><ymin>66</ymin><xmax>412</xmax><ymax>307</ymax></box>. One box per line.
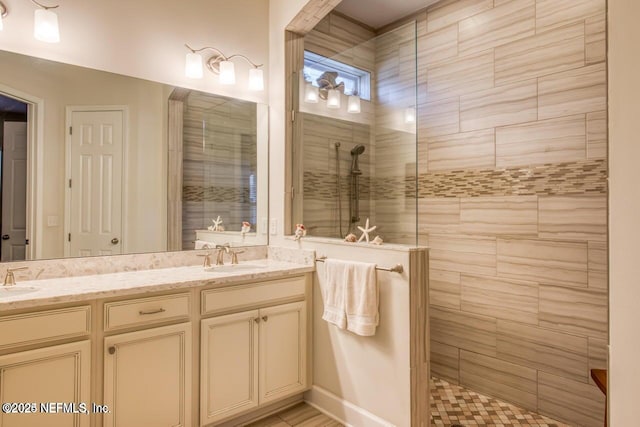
<box><xmin>0</xmin><ymin>84</ymin><xmax>44</xmax><ymax>260</ymax></box>
<box><xmin>64</xmin><ymin>105</ymin><xmax>129</xmax><ymax>257</ymax></box>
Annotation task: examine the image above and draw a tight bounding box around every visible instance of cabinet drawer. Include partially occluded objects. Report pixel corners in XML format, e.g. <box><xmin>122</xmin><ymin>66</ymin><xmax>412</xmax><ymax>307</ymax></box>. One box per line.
<box><xmin>0</xmin><ymin>306</ymin><xmax>91</xmax><ymax>350</ymax></box>
<box><xmin>202</xmin><ymin>276</ymin><xmax>306</xmax><ymax>315</ymax></box>
<box><xmin>104</xmin><ymin>293</ymin><xmax>191</xmax><ymax>331</ymax></box>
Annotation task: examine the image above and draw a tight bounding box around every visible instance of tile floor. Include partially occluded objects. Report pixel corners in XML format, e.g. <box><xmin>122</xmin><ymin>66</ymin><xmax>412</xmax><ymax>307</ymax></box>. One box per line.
<box><xmin>246</xmin><ymin>378</ymin><xmax>570</xmax><ymax>427</ymax></box>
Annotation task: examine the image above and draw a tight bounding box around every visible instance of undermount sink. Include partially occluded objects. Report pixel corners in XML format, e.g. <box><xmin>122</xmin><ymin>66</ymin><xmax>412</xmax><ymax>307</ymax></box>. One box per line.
<box><xmin>205</xmin><ymin>264</ymin><xmax>266</xmax><ymax>273</ymax></box>
<box><xmin>0</xmin><ymin>286</ymin><xmax>40</xmax><ymax>297</ymax></box>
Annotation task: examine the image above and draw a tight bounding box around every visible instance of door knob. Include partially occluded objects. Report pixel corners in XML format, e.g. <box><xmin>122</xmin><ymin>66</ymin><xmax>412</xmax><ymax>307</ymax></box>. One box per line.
<box><xmin>1</xmin><ymin>235</ymin><xmax>9</xmax><ymax>240</ymax></box>
<box><xmin>111</xmin><ymin>238</ymin><xmax>119</xmax><ymax>245</ymax></box>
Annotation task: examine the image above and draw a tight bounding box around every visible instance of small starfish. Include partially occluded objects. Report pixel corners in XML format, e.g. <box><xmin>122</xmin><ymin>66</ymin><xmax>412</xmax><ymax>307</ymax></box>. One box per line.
<box><xmin>211</xmin><ymin>216</ymin><xmax>223</xmax><ymax>232</ymax></box>
<box><xmin>357</xmin><ymin>218</ymin><xmax>377</xmax><ymax>243</ymax></box>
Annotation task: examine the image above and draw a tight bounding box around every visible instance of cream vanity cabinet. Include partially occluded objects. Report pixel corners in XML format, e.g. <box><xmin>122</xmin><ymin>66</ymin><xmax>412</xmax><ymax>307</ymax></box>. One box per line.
<box><xmin>0</xmin><ymin>306</ymin><xmax>92</xmax><ymax>427</ymax></box>
<box><xmin>200</xmin><ymin>277</ymin><xmax>309</xmax><ymax>426</ymax></box>
<box><xmin>102</xmin><ymin>293</ymin><xmax>192</xmax><ymax>427</ymax></box>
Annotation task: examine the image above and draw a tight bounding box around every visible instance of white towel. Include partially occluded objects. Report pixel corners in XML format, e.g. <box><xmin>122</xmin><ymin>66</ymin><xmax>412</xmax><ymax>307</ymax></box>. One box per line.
<box><xmin>195</xmin><ymin>240</ymin><xmax>214</xmax><ymax>249</ymax></box>
<box><xmin>321</xmin><ymin>259</ymin><xmax>378</xmax><ymax>336</ymax></box>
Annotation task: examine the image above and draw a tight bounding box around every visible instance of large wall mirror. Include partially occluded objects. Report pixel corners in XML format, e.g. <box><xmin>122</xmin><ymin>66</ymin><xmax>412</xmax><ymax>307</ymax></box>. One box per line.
<box><xmin>0</xmin><ymin>49</ymin><xmax>268</xmax><ymax>262</ymax></box>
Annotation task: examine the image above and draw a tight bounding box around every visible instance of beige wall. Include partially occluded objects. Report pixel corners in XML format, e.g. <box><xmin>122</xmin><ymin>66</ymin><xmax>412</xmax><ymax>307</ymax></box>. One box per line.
<box><xmin>0</xmin><ymin>0</ymin><xmax>269</xmax><ymax>104</ymax></box>
<box><xmin>413</xmin><ymin>0</ymin><xmax>608</xmax><ymax>426</ymax></box>
<box><xmin>608</xmin><ymin>0</ymin><xmax>640</xmax><ymax>424</ymax></box>
<box><xmin>0</xmin><ymin>50</ymin><xmax>169</xmax><ymax>258</ymax></box>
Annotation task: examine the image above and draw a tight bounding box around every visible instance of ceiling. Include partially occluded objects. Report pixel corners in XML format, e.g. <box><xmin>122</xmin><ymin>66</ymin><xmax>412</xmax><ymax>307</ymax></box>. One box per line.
<box><xmin>334</xmin><ymin>0</ymin><xmax>442</xmax><ymax>29</ymax></box>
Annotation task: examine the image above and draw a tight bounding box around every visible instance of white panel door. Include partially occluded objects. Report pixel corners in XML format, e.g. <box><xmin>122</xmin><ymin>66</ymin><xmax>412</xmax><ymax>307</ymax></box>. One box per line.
<box><xmin>200</xmin><ymin>310</ymin><xmax>259</xmax><ymax>426</ymax></box>
<box><xmin>1</xmin><ymin>121</ymin><xmax>27</xmax><ymax>261</ymax></box>
<box><xmin>103</xmin><ymin>322</ymin><xmax>192</xmax><ymax>427</ymax></box>
<box><xmin>0</xmin><ymin>340</ymin><xmax>91</xmax><ymax>427</ymax></box>
<box><xmin>259</xmin><ymin>301</ymin><xmax>307</xmax><ymax>404</ymax></box>
<box><xmin>68</xmin><ymin>110</ymin><xmax>123</xmax><ymax>257</ymax></box>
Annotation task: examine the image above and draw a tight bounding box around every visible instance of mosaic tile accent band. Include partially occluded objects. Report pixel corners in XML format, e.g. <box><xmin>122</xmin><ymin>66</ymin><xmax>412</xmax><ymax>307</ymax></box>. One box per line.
<box><xmin>183</xmin><ymin>185</ymin><xmax>250</xmax><ymax>203</ymax></box>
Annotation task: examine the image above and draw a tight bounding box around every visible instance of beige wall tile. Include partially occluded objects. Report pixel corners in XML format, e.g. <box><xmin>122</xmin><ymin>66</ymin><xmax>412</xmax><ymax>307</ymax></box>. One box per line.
<box><xmin>588</xmin><ymin>337</ymin><xmax>608</xmax><ymax>371</ymax></box>
<box><xmin>497</xmin><ymin>320</ymin><xmax>589</xmax><ymax>382</ymax></box>
<box><xmin>430</xmin><ymin>269</ymin><xmax>461</xmax><ymax>309</ymax></box>
<box><xmin>587</xmin><ymin>111</ymin><xmax>607</xmax><ymax>158</ymax></box>
<box><xmin>419</xmin><ymin>97</ymin><xmax>460</xmax><ymax>138</ymax></box>
<box><xmin>429</xmin><ymin>234</ymin><xmax>497</xmax><ymax>276</ymax></box>
<box><xmin>458</xmin><ymin>0</ymin><xmax>536</xmax><ymax>56</ymax></box>
<box><xmin>426</xmin><ymin>0</ymin><xmax>494</xmax><ymax>33</ymax></box>
<box><xmin>418</xmin><ymin>198</ymin><xmax>460</xmax><ymax>234</ymax></box>
<box><xmin>496</xmin><ymin>115</ymin><xmax>586</xmax><ymax>167</ymax></box>
<box><xmin>538</xmin><ymin>371</ymin><xmax>605</xmax><ymax>427</ymax></box>
<box><xmin>461</xmin><ymin>274</ymin><xmax>538</xmax><ymax>324</ymax></box>
<box><xmin>538</xmin><ymin>63</ymin><xmax>607</xmax><ymax>120</ymax></box>
<box><xmin>588</xmin><ymin>241</ymin><xmax>607</xmax><ymax>290</ymax></box>
<box><xmin>431</xmin><ymin>340</ymin><xmax>460</xmax><ymax>384</ymax></box>
<box><xmin>497</xmin><ymin>238</ymin><xmax>588</xmax><ymax>287</ymax></box>
<box><xmin>539</xmin><ymin>285</ymin><xmax>608</xmax><ymax>339</ymax></box>
<box><xmin>427</xmin><ymin>51</ymin><xmax>494</xmax><ymax>101</ymax></box>
<box><xmin>460</xmin><ymin>350</ymin><xmax>538</xmax><ymax>411</ymax></box>
<box><xmin>536</xmin><ymin>0</ymin><xmax>606</xmax><ymax>32</ymax></box>
<box><xmin>427</xmin><ymin>129</ymin><xmax>495</xmax><ymax>171</ymax></box>
<box><xmin>538</xmin><ymin>195</ymin><xmax>607</xmax><ymax>242</ymax></box>
<box><xmin>460</xmin><ymin>196</ymin><xmax>538</xmax><ymax>236</ymax></box>
<box><xmin>585</xmin><ymin>13</ymin><xmax>606</xmax><ymax>65</ymax></box>
<box><xmin>420</xmin><ymin>24</ymin><xmax>458</xmax><ymax>67</ymax></box>
<box><xmin>495</xmin><ymin>22</ymin><xmax>584</xmax><ymax>86</ymax></box>
<box><xmin>460</xmin><ymin>80</ymin><xmax>538</xmax><ymax>132</ymax></box>
<box><xmin>431</xmin><ymin>306</ymin><xmax>497</xmax><ymax>357</ymax></box>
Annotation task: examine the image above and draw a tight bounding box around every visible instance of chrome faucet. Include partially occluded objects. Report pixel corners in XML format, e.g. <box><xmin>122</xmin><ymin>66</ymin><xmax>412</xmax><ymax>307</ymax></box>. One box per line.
<box><xmin>215</xmin><ymin>243</ymin><xmax>230</xmax><ymax>266</ymax></box>
<box><xmin>3</xmin><ymin>267</ymin><xmax>29</xmax><ymax>286</ymax></box>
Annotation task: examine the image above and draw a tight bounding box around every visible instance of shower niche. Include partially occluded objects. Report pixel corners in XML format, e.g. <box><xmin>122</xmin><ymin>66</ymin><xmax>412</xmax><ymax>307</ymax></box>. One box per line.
<box><xmin>291</xmin><ymin>13</ymin><xmax>418</xmax><ymax>245</ymax></box>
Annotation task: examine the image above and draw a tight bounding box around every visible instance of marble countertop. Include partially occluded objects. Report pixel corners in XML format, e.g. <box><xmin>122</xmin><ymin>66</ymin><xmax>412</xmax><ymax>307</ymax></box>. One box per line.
<box><xmin>0</xmin><ymin>259</ymin><xmax>315</xmax><ymax>312</ymax></box>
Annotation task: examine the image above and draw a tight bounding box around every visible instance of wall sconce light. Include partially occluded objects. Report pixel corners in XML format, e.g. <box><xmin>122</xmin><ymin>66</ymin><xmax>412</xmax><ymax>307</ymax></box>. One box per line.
<box><xmin>404</xmin><ymin>107</ymin><xmax>416</xmax><ymax>124</ymax></box>
<box><xmin>347</xmin><ymin>94</ymin><xmax>361</xmax><ymax>114</ymax></box>
<box><xmin>327</xmin><ymin>89</ymin><xmax>341</xmax><ymax>109</ymax></box>
<box><xmin>304</xmin><ymin>83</ymin><xmax>319</xmax><ymax>104</ymax></box>
<box><xmin>0</xmin><ymin>1</ymin><xmax>7</xmax><ymax>31</ymax></box>
<box><xmin>184</xmin><ymin>44</ymin><xmax>264</xmax><ymax>91</ymax></box>
<box><xmin>32</xmin><ymin>0</ymin><xmax>60</xmax><ymax>43</ymax></box>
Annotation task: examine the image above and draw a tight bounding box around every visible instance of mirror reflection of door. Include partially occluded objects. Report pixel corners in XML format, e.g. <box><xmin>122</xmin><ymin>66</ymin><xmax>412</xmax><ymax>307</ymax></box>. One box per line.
<box><xmin>66</xmin><ymin>108</ymin><xmax>124</xmax><ymax>257</ymax></box>
<box><xmin>0</xmin><ymin>95</ymin><xmax>28</xmax><ymax>262</ymax></box>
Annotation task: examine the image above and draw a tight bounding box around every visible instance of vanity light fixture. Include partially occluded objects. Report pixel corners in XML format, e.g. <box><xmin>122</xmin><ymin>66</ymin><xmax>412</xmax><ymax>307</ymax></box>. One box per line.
<box><xmin>347</xmin><ymin>94</ymin><xmax>361</xmax><ymax>114</ymax></box>
<box><xmin>0</xmin><ymin>1</ymin><xmax>7</xmax><ymax>31</ymax></box>
<box><xmin>304</xmin><ymin>83</ymin><xmax>319</xmax><ymax>104</ymax></box>
<box><xmin>32</xmin><ymin>0</ymin><xmax>60</xmax><ymax>43</ymax></box>
<box><xmin>184</xmin><ymin>44</ymin><xmax>264</xmax><ymax>91</ymax></box>
<box><xmin>326</xmin><ymin>89</ymin><xmax>341</xmax><ymax>109</ymax></box>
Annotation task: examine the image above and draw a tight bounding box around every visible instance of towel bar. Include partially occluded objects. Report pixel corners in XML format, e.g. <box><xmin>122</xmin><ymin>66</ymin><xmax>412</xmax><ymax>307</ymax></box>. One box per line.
<box><xmin>315</xmin><ymin>256</ymin><xmax>404</xmax><ymax>274</ymax></box>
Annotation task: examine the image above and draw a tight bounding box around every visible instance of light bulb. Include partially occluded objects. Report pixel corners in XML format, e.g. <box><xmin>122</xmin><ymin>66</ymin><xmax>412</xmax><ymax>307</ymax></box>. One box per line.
<box><xmin>404</xmin><ymin>107</ymin><xmax>416</xmax><ymax>124</ymax></box>
<box><xmin>248</xmin><ymin>68</ymin><xmax>264</xmax><ymax>91</ymax></box>
<box><xmin>304</xmin><ymin>83</ymin><xmax>319</xmax><ymax>104</ymax></box>
<box><xmin>185</xmin><ymin>52</ymin><xmax>203</xmax><ymax>79</ymax></box>
<box><xmin>347</xmin><ymin>95</ymin><xmax>361</xmax><ymax>114</ymax></box>
<box><xmin>219</xmin><ymin>60</ymin><xmax>236</xmax><ymax>85</ymax></box>
<box><xmin>34</xmin><ymin>8</ymin><xmax>59</xmax><ymax>43</ymax></box>
<box><xmin>327</xmin><ymin>89</ymin><xmax>341</xmax><ymax>109</ymax></box>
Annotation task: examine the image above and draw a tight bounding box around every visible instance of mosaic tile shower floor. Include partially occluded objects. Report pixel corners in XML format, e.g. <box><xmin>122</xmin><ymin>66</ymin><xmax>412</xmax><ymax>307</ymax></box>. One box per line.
<box><xmin>247</xmin><ymin>378</ymin><xmax>570</xmax><ymax>426</ymax></box>
<box><xmin>431</xmin><ymin>378</ymin><xmax>570</xmax><ymax>427</ymax></box>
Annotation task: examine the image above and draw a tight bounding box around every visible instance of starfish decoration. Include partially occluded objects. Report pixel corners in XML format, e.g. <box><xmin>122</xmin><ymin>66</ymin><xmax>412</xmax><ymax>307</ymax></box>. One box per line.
<box><xmin>357</xmin><ymin>218</ymin><xmax>377</xmax><ymax>243</ymax></box>
<box><xmin>211</xmin><ymin>216</ymin><xmax>223</xmax><ymax>232</ymax></box>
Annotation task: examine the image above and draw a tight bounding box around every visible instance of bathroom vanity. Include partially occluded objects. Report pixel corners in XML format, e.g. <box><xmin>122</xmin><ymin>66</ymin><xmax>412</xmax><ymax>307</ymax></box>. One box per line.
<box><xmin>0</xmin><ymin>254</ymin><xmax>314</xmax><ymax>427</ymax></box>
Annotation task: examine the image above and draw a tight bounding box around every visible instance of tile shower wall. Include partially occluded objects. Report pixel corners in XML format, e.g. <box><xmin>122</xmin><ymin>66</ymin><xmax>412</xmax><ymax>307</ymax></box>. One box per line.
<box><xmin>414</xmin><ymin>0</ymin><xmax>608</xmax><ymax>425</ymax></box>
<box><xmin>182</xmin><ymin>92</ymin><xmax>257</xmax><ymax>249</ymax></box>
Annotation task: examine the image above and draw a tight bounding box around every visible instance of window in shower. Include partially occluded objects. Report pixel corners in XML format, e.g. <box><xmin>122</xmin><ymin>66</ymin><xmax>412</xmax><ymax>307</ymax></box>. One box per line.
<box><xmin>303</xmin><ymin>50</ymin><xmax>371</xmax><ymax>100</ymax></box>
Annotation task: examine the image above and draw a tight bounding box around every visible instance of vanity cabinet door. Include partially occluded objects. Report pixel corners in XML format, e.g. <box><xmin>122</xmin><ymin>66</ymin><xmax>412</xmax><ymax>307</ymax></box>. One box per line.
<box><xmin>0</xmin><ymin>340</ymin><xmax>91</xmax><ymax>427</ymax></box>
<box><xmin>259</xmin><ymin>301</ymin><xmax>307</xmax><ymax>404</ymax></box>
<box><xmin>200</xmin><ymin>310</ymin><xmax>259</xmax><ymax>426</ymax></box>
<box><xmin>103</xmin><ymin>323</ymin><xmax>191</xmax><ymax>427</ymax></box>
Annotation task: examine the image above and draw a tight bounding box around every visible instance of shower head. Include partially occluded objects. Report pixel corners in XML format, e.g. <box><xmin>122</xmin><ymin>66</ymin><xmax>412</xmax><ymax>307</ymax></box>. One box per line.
<box><xmin>350</xmin><ymin>144</ymin><xmax>365</xmax><ymax>155</ymax></box>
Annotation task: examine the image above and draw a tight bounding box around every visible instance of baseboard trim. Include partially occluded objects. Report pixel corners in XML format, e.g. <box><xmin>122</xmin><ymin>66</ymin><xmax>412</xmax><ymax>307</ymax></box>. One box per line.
<box><xmin>304</xmin><ymin>386</ymin><xmax>395</xmax><ymax>427</ymax></box>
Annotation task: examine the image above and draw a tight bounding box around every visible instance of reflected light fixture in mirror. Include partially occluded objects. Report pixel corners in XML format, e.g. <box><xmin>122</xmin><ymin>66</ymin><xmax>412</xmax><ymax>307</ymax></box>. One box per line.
<box><xmin>32</xmin><ymin>0</ymin><xmax>60</xmax><ymax>43</ymax></box>
<box><xmin>0</xmin><ymin>1</ymin><xmax>7</xmax><ymax>31</ymax></box>
<box><xmin>347</xmin><ymin>94</ymin><xmax>361</xmax><ymax>114</ymax></box>
<box><xmin>304</xmin><ymin>83</ymin><xmax>319</xmax><ymax>103</ymax></box>
<box><xmin>184</xmin><ymin>44</ymin><xmax>263</xmax><ymax>91</ymax></box>
<box><xmin>404</xmin><ymin>107</ymin><xmax>416</xmax><ymax>124</ymax></box>
<box><xmin>327</xmin><ymin>89</ymin><xmax>341</xmax><ymax>109</ymax></box>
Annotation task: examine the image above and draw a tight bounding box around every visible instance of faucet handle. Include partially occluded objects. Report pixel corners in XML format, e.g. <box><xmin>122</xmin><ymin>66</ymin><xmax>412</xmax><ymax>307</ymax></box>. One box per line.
<box><xmin>197</xmin><ymin>252</ymin><xmax>213</xmax><ymax>268</ymax></box>
<box><xmin>229</xmin><ymin>250</ymin><xmax>245</xmax><ymax>265</ymax></box>
<box><xmin>4</xmin><ymin>266</ymin><xmax>28</xmax><ymax>286</ymax></box>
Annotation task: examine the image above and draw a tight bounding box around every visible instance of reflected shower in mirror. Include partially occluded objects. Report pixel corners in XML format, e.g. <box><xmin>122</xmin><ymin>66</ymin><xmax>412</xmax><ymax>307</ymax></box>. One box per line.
<box><xmin>0</xmin><ymin>49</ymin><xmax>268</xmax><ymax>262</ymax></box>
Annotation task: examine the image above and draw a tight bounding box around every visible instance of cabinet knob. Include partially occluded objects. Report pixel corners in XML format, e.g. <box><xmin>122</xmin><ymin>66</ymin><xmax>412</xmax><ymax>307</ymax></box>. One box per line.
<box><xmin>262</xmin><ymin>316</ymin><xmax>268</xmax><ymax>322</ymax></box>
<box><xmin>108</xmin><ymin>346</ymin><xmax>116</xmax><ymax>355</ymax></box>
<box><xmin>254</xmin><ymin>317</ymin><xmax>260</xmax><ymax>324</ymax></box>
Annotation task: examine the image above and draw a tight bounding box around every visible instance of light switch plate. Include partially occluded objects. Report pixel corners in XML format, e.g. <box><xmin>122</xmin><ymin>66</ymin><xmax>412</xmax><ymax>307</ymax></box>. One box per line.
<box><xmin>47</xmin><ymin>216</ymin><xmax>59</xmax><ymax>227</ymax></box>
<box><xmin>261</xmin><ymin>218</ymin><xmax>268</xmax><ymax>235</ymax></box>
<box><xmin>270</xmin><ymin>218</ymin><xmax>277</xmax><ymax>235</ymax></box>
